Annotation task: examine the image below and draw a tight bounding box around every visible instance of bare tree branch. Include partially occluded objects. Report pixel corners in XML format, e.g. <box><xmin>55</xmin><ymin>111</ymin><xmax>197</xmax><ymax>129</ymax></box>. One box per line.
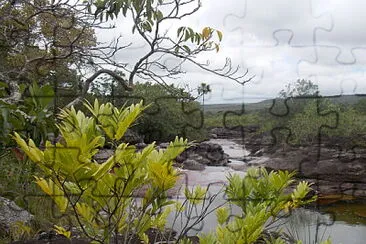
<box><xmin>65</xmin><ymin>69</ymin><xmax>132</xmax><ymax>108</ymax></box>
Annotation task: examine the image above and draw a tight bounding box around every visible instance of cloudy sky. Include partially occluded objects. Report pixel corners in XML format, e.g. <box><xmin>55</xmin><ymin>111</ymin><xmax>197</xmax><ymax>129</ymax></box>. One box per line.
<box><xmin>96</xmin><ymin>0</ymin><xmax>366</xmax><ymax>104</ymax></box>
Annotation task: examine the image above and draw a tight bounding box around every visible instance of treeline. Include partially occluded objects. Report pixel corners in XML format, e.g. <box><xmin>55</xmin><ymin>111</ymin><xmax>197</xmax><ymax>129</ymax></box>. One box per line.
<box><xmin>205</xmin><ymin>93</ymin><xmax>366</xmax><ymax>147</ymax></box>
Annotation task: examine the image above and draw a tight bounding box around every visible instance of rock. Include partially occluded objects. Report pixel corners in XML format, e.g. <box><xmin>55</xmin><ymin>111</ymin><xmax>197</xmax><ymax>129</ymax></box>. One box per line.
<box><xmin>0</xmin><ymin>197</ymin><xmax>33</xmax><ymax>235</ymax></box>
<box><xmin>253</xmin><ymin>149</ymin><xmax>264</xmax><ymax>157</ymax></box>
<box><xmin>135</xmin><ymin>142</ymin><xmax>146</xmax><ymax>150</ymax></box>
<box><xmin>209</xmin><ymin>127</ymin><xmax>241</xmax><ymax>139</ymax></box>
<box><xmin>229</xmin><ymin>162</ymin><xmax>247</xmax><ymax>171</ymax></box>
<box><xmin>261</xmin><ymin>145</ymin><xmax>366</xmax><ymax>197</ymax></box>
<box><xmin>209</xmin><ymin>126</ymin><xmax>259</xmax><ymax>139</ymax></box>
<box><xmin>94</xmin><ymin>149</ymin><xmax>114</xmax><ymax>163</ymax></box>
<box><xmin>176</xmin><ymin>141</ymin><xmax>230</xmax><ymax>169</ymax></box>
<box><xmin>182</xmin><ymin>159</ymin><xmax>206</xmax><ymax>171</ymax></box>
<box><xmin>157</xmin><ymin>142</ymin><xmax>170</xmax><ymax>149</ymax></box>
<box><xmin>210</xmin><ymin>133</ymin><xmax>218</xmax><ymax>139</ymax></box>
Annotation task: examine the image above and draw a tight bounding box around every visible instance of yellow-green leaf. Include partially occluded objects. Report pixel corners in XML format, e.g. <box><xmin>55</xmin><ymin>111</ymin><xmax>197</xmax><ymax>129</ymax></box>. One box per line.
<box><xmin>53</xmin><ymin>225</ymin><xmax>71</xmax><ymax>239</ymax></box>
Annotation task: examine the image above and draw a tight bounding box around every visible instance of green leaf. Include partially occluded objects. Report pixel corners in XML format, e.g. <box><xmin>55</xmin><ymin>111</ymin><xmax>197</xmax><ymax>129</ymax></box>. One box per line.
<box><xmin>183</xmin><ymin>45</ymin><xmax>190</xmax><ymax>53</ymax></box>
<box><xmin>217</xmin><ymin>30</ymin><xmax>223</xmax><ymax>41</ymax></box>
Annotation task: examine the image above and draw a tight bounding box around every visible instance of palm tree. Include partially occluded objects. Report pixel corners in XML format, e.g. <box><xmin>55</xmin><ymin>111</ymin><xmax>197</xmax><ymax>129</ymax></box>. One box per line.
<box><xmin>197</xmin><ymin>82</ymin><xmax>212</xmax><ymax>113</ymax></box>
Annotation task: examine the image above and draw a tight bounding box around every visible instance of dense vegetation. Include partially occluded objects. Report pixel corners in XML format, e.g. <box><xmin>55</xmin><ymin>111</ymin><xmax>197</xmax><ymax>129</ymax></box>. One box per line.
<box><xmin>0</xmin><ymin>0</ymin><xmax>342</xmax><ymax>243</ymax></box>
<box><xmin>204</xmin><ymin>80</ymin><xmax>366</xmax><ymax>148</ymax></box>
<box><xmin>10</xmin><ymin>100</ymin><xmax>317</xmax><ymax>243</ymax></box>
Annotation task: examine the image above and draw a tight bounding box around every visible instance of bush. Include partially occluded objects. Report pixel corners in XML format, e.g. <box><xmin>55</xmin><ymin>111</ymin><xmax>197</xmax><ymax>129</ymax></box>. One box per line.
<box><xmin>204</xmin><ymin>111</ymin><xmax>261</xmax><ymax>129</ymax></box>
<box><xmin>13</xmin><ymin>99</ymin><xmax>191</xmax><ymax>243</ymax></box>
<box><xmin>288</xmin><ymin>99</ymin><xmax>366</xmax><ymax>145</ymax></box>
<box><xmin>200</xmin><ymin>168</ymin><xmax>316</xmax><ymax>244</ymax></box>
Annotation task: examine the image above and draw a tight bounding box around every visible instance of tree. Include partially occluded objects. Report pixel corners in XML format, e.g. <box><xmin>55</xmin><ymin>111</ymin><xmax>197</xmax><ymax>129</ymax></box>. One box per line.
<box><xmin>279</xmin><ymin>79</ymin><xmax>319</xmax><ymax>98</ymax></box>
<box><xmin>197</xmin><ymin>82</ymin><xmax>211</xmax><ymax>113</ymax></box>
<box><xmin>0</xmin><ymin>0</ymin><xmax>253</xmax><ymax>108</ymax></box>
<box><xmin>0</xmin><ymin>0</ymin><xmax>101</xmax><ymax>105</ymax></box>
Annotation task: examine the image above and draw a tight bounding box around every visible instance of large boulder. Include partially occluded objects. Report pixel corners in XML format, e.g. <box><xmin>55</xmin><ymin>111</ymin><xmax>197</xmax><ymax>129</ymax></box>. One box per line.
<box><xmin>176</xmin><ymin>141</ymin><xmax>230</xmax><ymax>170</ymax></box>
<box><xmin>0</xmin><ymin>197</ymin><xmax>33</xmax><ymax>235</ymax></box>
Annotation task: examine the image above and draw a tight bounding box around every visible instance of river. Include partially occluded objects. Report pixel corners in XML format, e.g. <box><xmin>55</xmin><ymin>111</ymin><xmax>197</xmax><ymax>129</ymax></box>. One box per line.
<box><xmin>167</xmin><ymin>139</ymin><xmax>366</xmax><ymax>244</ymax></box>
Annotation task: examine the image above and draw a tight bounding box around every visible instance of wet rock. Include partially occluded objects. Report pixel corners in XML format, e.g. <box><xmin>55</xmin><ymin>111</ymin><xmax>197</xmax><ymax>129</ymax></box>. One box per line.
<box><xmin>210</xmin><ymin>133</ymin><xmax>218</xmax><ymax>139</ymax></box>
<box><xmin>157</xmin><ymin>142</ymin><xmax>170</xmax><ymax>149</ymax></box>
<box><xmin>181</xmin><ymin>159</ymin><xmax>206</xmax><ymax>171</ymax></box>
<box><xmin>176</xmin><ymin>141</ymin><xmax>230</xmax><ymax>169</ymax></box>
<box><xmin>261</xmin><ymin>145</ymin><xmax>366</xmax><ymax>197</ymax></box>
<box><xmin>135</xmin><ymin>142</ymin><xmax>147</xmax><ymax>150</ymax></box>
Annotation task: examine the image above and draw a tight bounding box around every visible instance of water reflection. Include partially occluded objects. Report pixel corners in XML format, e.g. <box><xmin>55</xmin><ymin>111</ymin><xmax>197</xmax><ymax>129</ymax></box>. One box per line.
<box><xmin>282</xmin><ymin>206</ymin><xmax>366</xmax><ymax>244</ymax></box>
<box><xmin>167</xmin><ymin>192</ymin><xmax>366</xmax><ymax>243</ymax></box>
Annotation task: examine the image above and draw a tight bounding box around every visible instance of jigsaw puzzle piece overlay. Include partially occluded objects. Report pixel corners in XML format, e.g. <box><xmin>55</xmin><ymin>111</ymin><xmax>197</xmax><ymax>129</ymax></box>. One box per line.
<box><xmin>237</xmin><ymin>43</ymin><xmax>317</xmax><ymax>103</ymax></box>
<box><xmin>297</xmin><ymin>46</ymin><xmax>366</xmax><ymax>95</ymax></box>
<box><xmin>314</xmin><ymin>0</ymin><xmax>366</xmax><ymax>62</ymax></box>
<box><xmin>223</xmin><ymin>0</ymin><xmax>331</xmax><ymax>47</ymax></box>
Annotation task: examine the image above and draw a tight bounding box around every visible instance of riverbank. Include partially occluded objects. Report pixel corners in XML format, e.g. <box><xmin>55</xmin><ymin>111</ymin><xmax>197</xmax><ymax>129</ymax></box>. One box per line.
<box><xmin>171</xmin><ymin>137</ymin><xmax>366</xmax><ymax>244</ymax></box>
<box><xmin>208</xmin><ymin>126</ymin><xmax>366</xmax><ymax>199</ymax></box>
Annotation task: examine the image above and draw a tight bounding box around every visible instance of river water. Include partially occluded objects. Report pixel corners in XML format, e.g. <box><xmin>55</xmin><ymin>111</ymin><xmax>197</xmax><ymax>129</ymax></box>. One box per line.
<box><xmin>167</xmin><ymin>139</ymin><xmax>366</xmax><ymax>244</ymax></box>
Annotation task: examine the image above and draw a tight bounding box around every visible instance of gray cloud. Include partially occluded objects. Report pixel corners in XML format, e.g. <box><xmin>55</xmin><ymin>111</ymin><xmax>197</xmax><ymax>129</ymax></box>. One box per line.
<box><xmin>96</xmin><ymin>0</ymin><xmax>366</xmax><ymax>103</ymax></box>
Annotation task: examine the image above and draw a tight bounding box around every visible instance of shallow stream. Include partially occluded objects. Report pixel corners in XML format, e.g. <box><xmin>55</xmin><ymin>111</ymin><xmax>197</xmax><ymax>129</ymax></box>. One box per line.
<box><xmin>167</xmin><ymin>139</ymin><xmax>366</xmax><ymax>244</ymax></box>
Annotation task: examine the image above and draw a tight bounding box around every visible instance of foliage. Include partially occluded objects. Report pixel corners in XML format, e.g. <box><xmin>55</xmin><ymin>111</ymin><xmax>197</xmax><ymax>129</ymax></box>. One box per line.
<box><xmin>53</xmin><ymin>225</ymin><xmax>71</xmax><ymax>239</ymax></box>
<box><xmin>0</xmin><ymin>149</ymin><xmax>68</xmax><ymax>243</ymax></box>
<box><xmin>354</xmin><ymin>98</ymin><xmax>366</xmax><ymax>114</ymax></box>
<box><xmin>200</xmin><ymin>167</ymin><xmax>316</xmax><ymax>244</ymax></box>
<box><xmin>1</xmin><ymin>0</ymin><xmax>251</xmax><ymax>111</ymax></box>
<box><xmin>205</xmin><ymin>111</ymin><xmax>261</xmax><ymax>129</ymax></box>
<box><xmin>91</xmin><ymin>0</ymin><xmax>223</xmax><ymax>57</ymax></box>
<box><xmin>8</xmin><ymin>221</ymin><xmax>32</xmax><ymax>242</ymax></box>
<box><xmin>0</xmin><ymin>82</ymin><xmax>56</xmax><ymax>147</ymax></box>
<box><xmin>279</xmin><ymin>79</ymin><xmax>319</xmax><ymax>98</ymax></box>
<box><xmin>0</xmin><ymin>0</ymin><xmax>96</xmax><ymax>104</ymax></box>
<box><xmin>109</xmin><ymin>82</ymin><xmax>207</xmax><ymax>143</ymax></box>
<box><xmin>13</xmin><ymin>99</ymin><xmax>191</xmax><ymax>243</ymax></box>
<box><xmin>288</xmin><ymin>99</ymin><xmax>366</xmax><ymax>145</ymax></box>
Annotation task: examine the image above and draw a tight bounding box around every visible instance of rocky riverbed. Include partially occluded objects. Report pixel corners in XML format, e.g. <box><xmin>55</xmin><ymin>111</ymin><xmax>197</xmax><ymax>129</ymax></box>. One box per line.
<box><xmin>209</xmin><ymin>127</ymin><xmax>366</xmax><ymax>199</ymax></box>
<box><xmin>166</xmin><ymin>137</ymin><xmax>366</xmax><ymax>244</ymax></box>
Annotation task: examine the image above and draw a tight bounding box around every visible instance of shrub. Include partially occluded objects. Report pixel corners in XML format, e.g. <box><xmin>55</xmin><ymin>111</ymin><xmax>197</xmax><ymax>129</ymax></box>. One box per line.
<box><xmin>13</xmin><ymin>99</ymin><xmax>190</xmax><ymax>243</ymax></box>
<box><xmin>200</xmin><ymin>167</ymin><xmax>317</xmax><ymax>244</ymax></box>
<box><xmin>288</xmin><ymin>99</ymin><xmax>366</xmax><ymax>145</ymax></box>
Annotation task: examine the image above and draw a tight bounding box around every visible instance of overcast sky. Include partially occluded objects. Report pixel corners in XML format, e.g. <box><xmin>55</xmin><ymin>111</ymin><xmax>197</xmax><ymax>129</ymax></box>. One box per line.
<box><xmin>96</xmin><ymin>0</ymin><xmax>366</xmax><ymax>104</ymax></box>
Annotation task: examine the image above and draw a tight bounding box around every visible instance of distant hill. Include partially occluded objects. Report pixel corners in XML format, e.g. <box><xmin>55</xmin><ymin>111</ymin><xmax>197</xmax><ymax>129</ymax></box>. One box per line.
<box><xmin>203</xmin><ymin>94</ymin><xmax>366</xmax><ymax>113</ymax></box>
